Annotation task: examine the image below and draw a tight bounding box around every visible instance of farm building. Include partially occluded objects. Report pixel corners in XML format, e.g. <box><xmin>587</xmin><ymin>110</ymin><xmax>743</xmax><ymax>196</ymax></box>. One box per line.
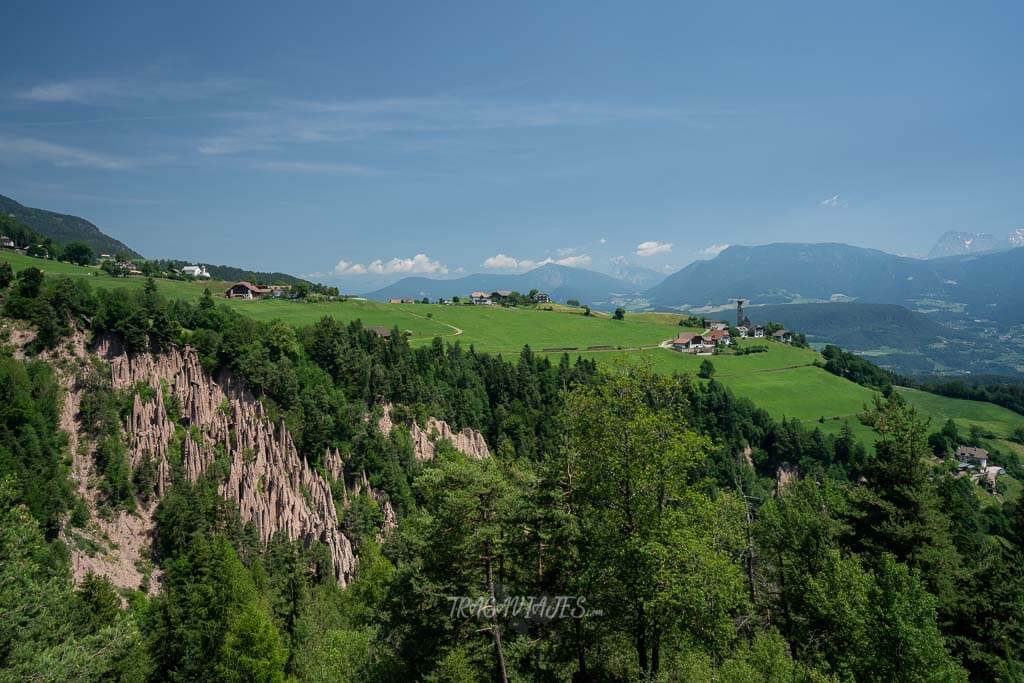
<box><xmin>532</xmin><ymin>292</ymin><xmax>551</xmax><ymax>304</ymax></box>
<box><xmin>226</xmin><ymin>281</ymin><xmax>272</xmax><ymax>300</ymax></box>
<box><xmin>470</xmin><ymin>291</ymin><xmax>492</xmax><ymax>305</ymax></box>
<box><xmin>771</xmin><ymin>329</ymin><xmax>792</xmax><ymax>343</ymax></box>
<box><xmin>181</xmin><ymin>265</ymin><xmax>210</xmax><ymax>278</ymax></box>
<box><xmin>671</xmin><ymin>333</ymin><xmax>707</xmax><ymax>353</ymax></box>
<box><xmin>705</xmin><ymin>329</ymin><xmax>732</xmax><ymax>346</ymax></box>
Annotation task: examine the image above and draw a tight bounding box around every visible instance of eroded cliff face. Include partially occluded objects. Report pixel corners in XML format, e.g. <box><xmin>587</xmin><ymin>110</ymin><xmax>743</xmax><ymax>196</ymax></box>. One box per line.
<box><xmin>377</xmin><ymin>403</ymin><xmax>491</xmax><ymax>460</ymax></box>
<box><xmin>51</xmin><ymin>335</ymin><xmax>490</xmax><ymax>594</ymax></box>
<box><xmin>97</xmin><ymin>337</ymin><xmax>357</xmax><ymax>586</ymax></box>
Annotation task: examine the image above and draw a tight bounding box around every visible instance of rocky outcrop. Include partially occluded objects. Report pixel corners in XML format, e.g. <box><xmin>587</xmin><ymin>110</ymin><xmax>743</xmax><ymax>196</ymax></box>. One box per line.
<box><xmin>377</xmin><ymin>403</ymin><xmax>490</xmax><ymax>461</ymax></box>
<box><xmin>101</xmin><ymin>341</ymin><xmax>357</xmax><ymax>586</ymax></box>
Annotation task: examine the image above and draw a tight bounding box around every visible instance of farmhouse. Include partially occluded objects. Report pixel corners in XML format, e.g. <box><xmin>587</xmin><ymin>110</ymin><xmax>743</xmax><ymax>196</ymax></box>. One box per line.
<box><xmin>181</xmin><ymin>265</ymin><xmax>210</xmax><ymax>278</ymax></box>
<box><xmin>956</xmin><ymin>446</ymin><xmax>989</xmax><ymax>469</ymax></box>
<box><xmin>955</xmin><ymin>446</ymin><xmax>1004</xmax><ymax>486</ymax></box>
<box><xmin>0</xmin><ymin>235</ymin><xmax>14</xmax><ymax>249</ymax></box>
<box><xmin>751</xmin><ymin>325</ymin><xmax>765</xmax><ymax>338</ymax></box>
<box><xmin>270</xmin><ymin>285</ymin><xmax>292</xmax><ymax>298</ymax></box>
<box><xmin>470</xmin><ymin>291</ymin><xmax>492</xmax><ymax>305</ymax></box>
<box><xmin>671</xmin><ymin>333</ymin><xmax>706</xmax><ymax>353</ymax></box>
<box><xmin>771</xmin><ymin>329</ymin><xmax>792</xmax><ymax>343</ymax></box>
<box><xmin>226</xmin><ymin>281</ymin><xmax>272</xmax><ymax>300</ymax></box>
<box><xmin>368</xmin><ymin>326</ymin><xmax>392</xmax><ymax>338</ymax></box>
<box><xmin>705</xmin><ymin>329</ymin><xmax>732</xmax><ymax>346</ymax></box>
<box><xmin>707</xmin><ymin>320</ymin><xmax>729</xmax><ymax>331</ymax></box>
<box><xmin>532</xmin><ymin>292</ymin><xmax>551</xmax><ymax>304</ymax></box>
<box><xmin>735</xmin><ymin>326</ymin><xmax>749</xmax><ymax>338</ymax></box>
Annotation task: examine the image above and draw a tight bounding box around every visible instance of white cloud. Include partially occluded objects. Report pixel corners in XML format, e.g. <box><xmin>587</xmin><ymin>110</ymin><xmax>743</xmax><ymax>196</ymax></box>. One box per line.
<box><xmin>553</xmin><ymin>254</ymin><xmax>592</xmax><ymax>268</ymax></box>
<box><xmin>0</xmin><ymin>136</ymin><xmax>136</xmax><ymax>170</ymax></box>
<box><xmin>599</xmin><ymin>238</ymin><xmax>607</xmax><ymax>245</ymax></box>
<box><xmin>255</xmin><ymin>160</ymin><xmax>374</xmax><ymax>175</ymax></box>
<box><xmin>635</xmin><ymin>240</ymin><xmax>673</xmax><ymax>257</ymax></box>
<box><xmin>482</xmin><ymin>254</ymin><xmax>520</xmax><ymax>269</ymax></box>
<box><xmin>482</xmin><ymin>253</ymin><xmax>592</xmax><ymax>271</ymax></box>
<box><xmin>17</xmin><ymin>77</ymin><xmax>244</xmax><ymax>104</ymax></box>
<box><xmin>334</xmin><ymin>254</ymin><xmax>447</xmax><ymax>276</ymax></box>
<box><xmin>698</xmin><ymin>243</ymin><xmax>730</xmax><ymax>259</ymax></box>
<box><xmin>820</xmin><ymin>194</ymin><xmax>848</xmax><ymax>208</ymax></box>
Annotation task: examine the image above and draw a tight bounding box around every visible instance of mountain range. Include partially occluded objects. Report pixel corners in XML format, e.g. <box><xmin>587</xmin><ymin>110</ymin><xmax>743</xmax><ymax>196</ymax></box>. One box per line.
<box><xmin>0</xmin><ymin>193</ymin><xmax>141</xmax><ymax>258</ymax></box>
<box><xmin>927</xmin><ymin>229</ymin><xmax>1024</xmax><ymax>259</ymax></box>
<box><xmin>644</xmin><ymin>242</ymin><xmax>1024</xmax><ymax>325</ymax></box>
<box><xmin>364</xmin><ymin>263</ymin><xmax>640</xmax><ymax>306</ymax></box>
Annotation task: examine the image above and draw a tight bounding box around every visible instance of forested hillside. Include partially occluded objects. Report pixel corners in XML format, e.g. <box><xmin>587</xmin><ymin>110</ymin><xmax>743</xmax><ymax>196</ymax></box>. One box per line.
<box><xmin>0</xmin><ymin>193</ymin><xmax>141</xmax><ymax>258</ymax></box>
<box><xmin>2</xmin><ymin>261</ymin><xmax>1024</xmax><ymax>680</ymax></box>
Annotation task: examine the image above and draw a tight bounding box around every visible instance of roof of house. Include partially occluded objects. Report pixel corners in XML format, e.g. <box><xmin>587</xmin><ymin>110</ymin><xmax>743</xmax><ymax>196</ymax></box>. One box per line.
<box><xmin>772</xmin><ymin>329</ymin><xmax>790</xmax><ymax>337</ymax></box>
<box><xmin>470</xmin><ymin>291</ymin><xmax>490</xmax><ymax>298</ymax></box>
<box><xmin>229</xmin><ymin>281</ymin><xmax>271</xmax><ymax>293</ymax></box>
<box><xmin>705</xmin><ymin>330</ymin><xmax>731</xmax><ymax>341</ymax></box>
<box><xmin>494</xmin><ymin>290</ymin><xmax>513</xmax><ymax>297</ymax></box>
<box><xmin>956</xmin><ymin>446</ymin><xmax>989</xmax><ymax>460</ymax></box>
<box><xmin>672</xmin><ymin>333</ymin><xmax>702</xmax><ymax>344</ymax></box>
<box><xmin>368</xmin><ymin>325</ymin><xmax>392</xmax><ymax>338</ymax></box>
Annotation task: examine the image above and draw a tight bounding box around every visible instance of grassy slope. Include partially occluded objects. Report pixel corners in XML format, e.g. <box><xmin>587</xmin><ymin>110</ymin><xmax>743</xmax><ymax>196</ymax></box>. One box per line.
<box><xmin>6</xmin><ymin>250</ymin><xmax>1023</xmax><ymax>447</ymax></box>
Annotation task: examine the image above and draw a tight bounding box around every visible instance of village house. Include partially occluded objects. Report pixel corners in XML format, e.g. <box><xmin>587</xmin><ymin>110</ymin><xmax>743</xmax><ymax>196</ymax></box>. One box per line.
<box><xmin>671</xmin><ymin>333</ymin><xmax>709</xmax><ymax>354</ymax></box>
<box><xmin>707</xmin><ymin>320</ymin><xmax>729</xmax><ymax>331</ymax></box>
<box><xmin>0</xmin><ymin>235</ymin><xmax>14</xmax><ymax>249</ymax></box>
<box><xmin>955</xmin><ymin>446</ymin><xmax>1005</xmax><ymax>487</ymax></box>
<box><xmin>735</xmin><ymin>325</ymin><xmax>749</xmax><ymax>338</ymax></box>
<box><xmin>270</xmin><ymin>285</ymin><xmax>292</xmax><ymax>298</ymax></box>
<box><xmin>181</xmin><ymin>265</ymin><xmax>210</xmax><ymax>278</ymax></box>
<box><xmin>470</xmin><ymin>291</ymin><xmax>492</xmax><ymax>305</ymax></box>
<box><xmin>226</xmin><ymin>281</ymin><xmax>272</xmax><ymax>300</ymax></box>
<box><xmin>751</xmin><ymin>325</ymin><xmax>765</xmax><ymax>338</ymax></box>
<box><xmin>532</xmin><ymin>292</ymin><xmax>551</xmax><ymax>304</ymax></box>
<box><xmin>771</xmin><ymin>329</ymin><xmax>793</xmax><ymax>343</ymax></box>
<box><xmin>705</xmin><ymin>329</ymin><xmax>732</xmax><ymax>346</ymax></box>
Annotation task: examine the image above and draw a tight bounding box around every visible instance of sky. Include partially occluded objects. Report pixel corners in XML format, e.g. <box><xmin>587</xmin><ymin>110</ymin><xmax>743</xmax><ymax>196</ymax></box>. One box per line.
<box><xmin>1</xmin><ymin>1</ymin><xmax>1023</xmax><ymax>291</ymax></box>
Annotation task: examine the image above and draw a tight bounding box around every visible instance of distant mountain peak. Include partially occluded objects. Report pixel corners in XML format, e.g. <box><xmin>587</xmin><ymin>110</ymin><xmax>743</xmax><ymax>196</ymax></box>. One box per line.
<box><xmin>927</xmin><ymin>230</ymin><xmax>1004</xmax><ymax>259</ymax></box>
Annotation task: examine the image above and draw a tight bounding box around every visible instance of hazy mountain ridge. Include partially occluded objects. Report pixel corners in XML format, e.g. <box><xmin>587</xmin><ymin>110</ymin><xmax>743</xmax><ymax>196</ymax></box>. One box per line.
<box><xmin>363</xmin><ymin>263</ymin><xmax>639</xmax><ymax>305</ymax></box>
<box><xmin>0</xmin><ymin>193</ymin><xmax>141</xmax><ymax>258</ymax></box>
<box><xmin>927</xmin><ymin>229</ymin><xmax>1024</xmax><ymax>258</ymax></box>
<box><xmin>645</xmin><ymin>242</ymin><xmax>1024</xmax><ymax>324</ymax></box>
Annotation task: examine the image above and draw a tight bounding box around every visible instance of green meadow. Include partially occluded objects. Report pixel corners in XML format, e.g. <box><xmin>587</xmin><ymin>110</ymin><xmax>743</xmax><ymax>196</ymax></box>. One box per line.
<box><xmin>6</xmin><ymin>250</ymin><xmax>1024</xmax><ymax>447</ymax></box>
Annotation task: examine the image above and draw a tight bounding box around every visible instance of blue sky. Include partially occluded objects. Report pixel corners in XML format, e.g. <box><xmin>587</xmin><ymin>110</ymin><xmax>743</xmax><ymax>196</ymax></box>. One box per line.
<box><xmin>2</xmin><ymin>1</ymin><xmax>1022</xmax><ymax>290</ymax></box>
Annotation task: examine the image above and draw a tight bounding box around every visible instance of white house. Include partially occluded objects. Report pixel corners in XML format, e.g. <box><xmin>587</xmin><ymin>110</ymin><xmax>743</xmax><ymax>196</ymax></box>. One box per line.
<box><xmin>470</xmin><ymin>291</ymin><xmax>492</xmax><ymax>305</ymax></box>
<box><xmin>182</xmin><ymin>265</ymin><xmax>211</xmax><ymax>278</ymax></box>
<box><xmin>671</xmin><ymin>333</ymin><xmax>706</xmax><ymax>353</ymax></box>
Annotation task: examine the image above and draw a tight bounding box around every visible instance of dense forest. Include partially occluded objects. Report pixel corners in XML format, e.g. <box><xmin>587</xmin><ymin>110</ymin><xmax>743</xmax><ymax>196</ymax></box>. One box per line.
<box><xmin>1</xmin><ymin>264</ymin><xmax>1024</xmax><ymax>681</ymax></box>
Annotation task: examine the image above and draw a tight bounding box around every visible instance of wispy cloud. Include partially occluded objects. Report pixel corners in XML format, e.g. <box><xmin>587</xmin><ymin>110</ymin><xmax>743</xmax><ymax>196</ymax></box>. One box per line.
<box><xmin>698</xmin><ymin>243</ymin><xmax>729</xmax><ymax>259</ymax></box>
<box><xmin>255</xmin><ymin>160</ymin><xmax>375</xmax><ymax>175</ymax></box>
<box><xmin>635</xmin><ymin>240</ymin><xmax>673</xmax><ymax>257</ymax></box>
<box><xmin>17</xmin><ymin>77</ymin><xmax>245</xmax><ymax>104</ymax></box>
<box><xmin>0</xmin><ymin>136</ymin><xmax>137</xmax><ymax>170</ymax></box>
<box><xmin>196</xmin><ymin>97</ymin><xmax>683</xmax><ymax>157</ymax></box>
<box><xmin>820</xmin><ymin>194</ymin><xmax>848</xmax><ymax>208</ymax></box>
<box><xmin>334</xmin><ymin>254</ymin><xmax>448</xmax><ymax>276</ymax></box>
<box><xmin>482</xmin><ymin>253</ymin><xmax>591</xmax><ymax>271</ymax></box>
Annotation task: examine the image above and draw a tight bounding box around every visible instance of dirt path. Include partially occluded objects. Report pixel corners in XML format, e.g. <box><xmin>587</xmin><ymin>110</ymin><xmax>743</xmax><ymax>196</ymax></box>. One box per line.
<box><xmin>397</xmin><ymin>307</ymin><xmax>463</xmax><ymax>337</ymax></box>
